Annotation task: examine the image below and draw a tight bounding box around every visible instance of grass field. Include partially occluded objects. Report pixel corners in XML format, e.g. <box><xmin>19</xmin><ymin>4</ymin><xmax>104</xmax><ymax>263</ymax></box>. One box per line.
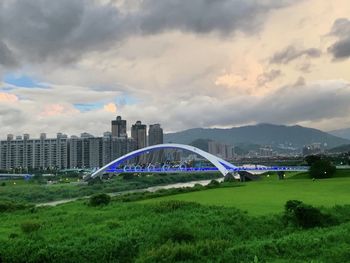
<box><xmin>1</xmin><ymin>170</ymin><xmax>350</xmax><ymax>262</ymax></box>
<box><xmin>141</xmin><ymin>172</ymin><xmax>350</xmax><ymax>215</ymax></box>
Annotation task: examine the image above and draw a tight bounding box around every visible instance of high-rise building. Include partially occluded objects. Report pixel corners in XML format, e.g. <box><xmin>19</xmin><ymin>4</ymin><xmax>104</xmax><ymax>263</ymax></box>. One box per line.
<box><xmin>131</xmin><ymin>121</ymin><xmax>147</xmax><ymax>149</ymax></box>
<box><xmin>147</xmin><ymin>124</ymin><xmax>164</xmax><ymax>163</ymax></box>
<box><xmin>0</xmin><ymin>118</ymin><xmax>163</xmax><ymax>170</ymax></box>
<box><xmin>0</xmin><ymin>133</ymin><xmax>68</xmax><ymax>170</ymax></box>
<box><xmin>148</xmin><ymin>124</ymin><xmax>163</xmax><ymax>146</ymax></box>
<box><xmin>111</xmin><ymin>116</ymin><xmax>127</xmax><ymax>138</ymax></box>
<box><xmin>208</xmin><ymin>141</ymin><xmax>235</xmax><ymax>160</ymax></box>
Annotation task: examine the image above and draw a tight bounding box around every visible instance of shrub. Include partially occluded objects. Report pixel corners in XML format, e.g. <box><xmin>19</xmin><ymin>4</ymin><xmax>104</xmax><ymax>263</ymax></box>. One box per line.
<box><xmin>283</xmin><ymin>200</ymin><xmax>335</xmax><ymax>228</ymax></box>
<box><xmin>0</xmin><ymin>200</ymin><xmax>33</xmax><ymax>212</ymax></box>
<box><xmin>159</xmin><ymin>223</ymin><xmax>195</xmax><ymax>243</ymax></box>
<box><xmin>153</xmin><ymin>200</ymin><xmax>200</xmax><ymax>213</ymax></box>
<box><xmin>1</xmin><ymin>182</ymin><xmax>6</xmax><ymax>186</ymax></box>
<box><xmin>20</xmin><ymin>220</ymin><xmax>42</xmax><ymax>234</ymax></box>
<box><xmin>106</xmin><ymin>219</ymin><xmax>122</xmax><ymax>229</ymax></box>
<box><xmin>8</xmin><ymin>233</ymin><xmax>19</xmax><ymax>239</ymax></box>
<box><xmin>285</xmin><ymin>200</ymin><xmax>303</xmax><ymax>212</ymax></box>
<box><xmin>87</xmin><ymin>177</ymin><xmax>103</xmax><ymax>185</ymax></box>
<box><xmin>293</xmin><ymin>203</ymin><xmax>324</xmax><ymax>228</ymax></box>
<box><xmin>122</xmin><ymin>173</ymin><xmax>135</xmax><ymax>180</ymax></box>
<box><xmin>89</xmin><ymin>193</ymin><xmax>111</xmax><ymax>206</ymax></box>
<box><xmin>207</xmin><ymin>179</ymin><xmax>220</xmax><ymax>188</ymax></box>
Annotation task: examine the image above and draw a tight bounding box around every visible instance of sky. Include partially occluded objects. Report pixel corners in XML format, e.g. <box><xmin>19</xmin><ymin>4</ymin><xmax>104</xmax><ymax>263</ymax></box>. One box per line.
<box><xmin>0</xmin><ymin>0</ymin><xmax>350</xmax><ymax>137</ymax></box>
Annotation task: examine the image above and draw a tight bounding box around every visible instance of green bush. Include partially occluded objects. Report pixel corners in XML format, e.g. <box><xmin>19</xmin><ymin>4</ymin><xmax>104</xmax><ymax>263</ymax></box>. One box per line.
<box><xmin>207</xmin><ymin>179</ymin><xmax>220</xmax><ymax>187</ymax></box>
<box><xmin>87</xmin><ymin>177</ymin><xmax>103</xmax><ymax>185</ymax></box>
<box><xmin>283</xmin><ymin>200</ymin><xmax>335</xmax><ymax>228</ymax></box>
<box><xmin>89</xmin><ymin>193</ymin><xmax>111</xmax><ymax>206</ymax></box>
<box><xmin>20</xmin><ymin>220</ymin><xmax>42</xmax><ymax>234</ymax></box>
<box><xmin>106</xmin><ymin>219</ymin><xmax>122</xmax><ymax>229</ymax></box>
<box><xmin>153</xmin><ymin>200</ymin><xmax>200</xmax><ymax>213</ymax></box>
<box><xmin>0</xmin><ymin>200</ymin><xmax>33</xmax><ymax>212</ymax></box>
<box><xmin>159</xmin><ymin>223</ymin><xmax>195</xmax><ymax>243</ymax></box>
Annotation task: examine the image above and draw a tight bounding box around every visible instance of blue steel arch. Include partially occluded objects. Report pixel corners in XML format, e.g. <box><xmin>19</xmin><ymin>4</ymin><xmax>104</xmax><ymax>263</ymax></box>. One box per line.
<box><xmin>90</xmin><ymin>143</ymin><xmax>238</xmax><ymax>178</ymax></box>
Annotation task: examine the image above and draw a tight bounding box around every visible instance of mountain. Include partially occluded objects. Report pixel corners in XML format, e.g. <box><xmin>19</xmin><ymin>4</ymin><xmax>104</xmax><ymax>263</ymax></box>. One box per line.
<box><xmin>189</xmin><ymin>139</ymin><xmax>210</xmax><ymax>152</ymax></box>
<box><xmin>164</xmin><ymin>123</ymin><xmax>350</xmax><ymax>149</ymax></box>
<box><xmin>329</xmin><ymin>128</ymin><xmax>350</xmax><ymax>140</ymax></box>
<box><xmin>328</xmin><ymin>144</ymin><xmax>350</xmax><ymax>153</ymax></box>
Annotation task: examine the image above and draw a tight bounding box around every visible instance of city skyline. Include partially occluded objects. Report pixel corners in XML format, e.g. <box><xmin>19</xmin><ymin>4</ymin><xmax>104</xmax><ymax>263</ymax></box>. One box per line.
<box><xmin>0</xmin><ymin>1</ymin><xmax>350</xmax><ymax>136</ymax></box>
<box><xmin>0</xmin><ymin>116</ymin><xmax>165</xmax><ymax>170</ymax></box>
<box><xmin>1</xmin><ymin>116</ymin><xmax>162</xmax><ymax>139</ymax></box>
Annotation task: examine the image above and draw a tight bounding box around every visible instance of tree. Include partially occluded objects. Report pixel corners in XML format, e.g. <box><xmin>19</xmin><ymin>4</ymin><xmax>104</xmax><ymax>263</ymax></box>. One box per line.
<box><xmin>309</xmin><ymin>159</ymin><xmax>336</xmax><ymax>179</ymax></box>
<box><xmin>305</xmin><ymin>155</ymin><xmax>321</xmax><ymax>166</ymax></box>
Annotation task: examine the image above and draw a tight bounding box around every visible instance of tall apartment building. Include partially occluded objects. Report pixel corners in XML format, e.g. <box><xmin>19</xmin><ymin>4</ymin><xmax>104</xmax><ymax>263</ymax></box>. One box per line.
<box><xmin>0</xmin><ymin>133</ymin><xmax>68</xmax><ymax>170</ymax></box>
<box><xmin>68</xmin><ymin>132</ymin><xmax>137</xmax><ymax>169</ymax></box>
<box><xmin>111</xmin><ymin>116</ymin><xmax>127</xmax><ymax>138</ymax></box>
<box><xmin>0</xmin><ymin>118</ymin><xmax>163</xmax><ymax>170</ymax></box>
<box><xmin>148</xmin><ymin>124</ymin><xmax>164</xmax><ymax>163</ymax></box>
<box><xmin>131</xmin><ymin>121</ymin><xmax>147</xmax><ymax>149</ymax></box>
<box><xmin>148</xmin><ymin>124</ymin><xmax>163</xmax><ymax>146</ymax></box>
<box><xmin>208</xmin><ymin>141</ymin><xmax>235</xmax><ymax>160</ymax></box>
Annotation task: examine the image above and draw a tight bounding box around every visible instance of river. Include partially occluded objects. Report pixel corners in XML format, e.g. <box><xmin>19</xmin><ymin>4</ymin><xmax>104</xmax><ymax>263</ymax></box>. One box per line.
<box><xmin>36</xmin><ymin>178</ymin><xmax>224</xmax><ymax>207</ymax></box>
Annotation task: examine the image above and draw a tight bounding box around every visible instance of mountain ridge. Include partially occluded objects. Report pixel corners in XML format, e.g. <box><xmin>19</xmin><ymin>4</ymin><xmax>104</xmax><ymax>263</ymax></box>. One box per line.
<box><xmin>329</xmin><ymin>128</ymin><xmax>350</xmax><ymax>140</ymax></box>
<box><xmin>164</xmin><ymin>123</ymin><xmax>349</xmax><ymax>149</ymax></box>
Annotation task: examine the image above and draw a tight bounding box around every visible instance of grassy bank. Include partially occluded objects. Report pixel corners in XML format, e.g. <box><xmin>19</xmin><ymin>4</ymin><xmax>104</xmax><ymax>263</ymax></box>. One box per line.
<box><xmin>0</xmin><ymin>172</ymin><xmax>221</xmax><ymax>203</ymax></box>
<box><xmin>141</xmin><ymin>171</ymin><xmax>350</xmax><ymax>215</ymax></box>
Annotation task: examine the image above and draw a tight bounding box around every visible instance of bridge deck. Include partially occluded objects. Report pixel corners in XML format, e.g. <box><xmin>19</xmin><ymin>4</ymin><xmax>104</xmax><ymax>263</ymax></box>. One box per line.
<box><xmin>105</xmin><ymin>166</ymin><xmax>309</xmax><ymax>173</ymax></box>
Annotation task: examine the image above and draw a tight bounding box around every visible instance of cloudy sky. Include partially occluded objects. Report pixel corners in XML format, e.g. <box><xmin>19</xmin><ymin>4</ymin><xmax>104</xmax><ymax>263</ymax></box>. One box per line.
<box><xmin>0</xmin><ymin>0</ymin><xmax>350</xmax><ymax>137</ymax></box>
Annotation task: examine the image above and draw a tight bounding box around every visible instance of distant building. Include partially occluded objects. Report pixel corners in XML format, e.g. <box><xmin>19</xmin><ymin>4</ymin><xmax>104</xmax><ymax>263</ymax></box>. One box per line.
<box><xmin>148</xmin><ymin>124</ymin><xmax>163</xmax><ymax>146</ymax></box>
<box><xmin>111</xmin><ymin>116</ymin><xmax>127</xmax><ymax>138</ymax></box>
<box><xmin>0</xmin><ymin>117</ymin><xmax>164</xmax><ymax>170</ymax></box>
<box><xmin>148</xmin><ymin>124</ymin><xmax>164</xmax><ymax>163</ymax></box>
<box><xmin>69</xmin><ymin>133</ymin><xmax>136</xmax><ymax>169</ymax></box>
<box><xmin>0</xmin><ymin>133</ymin><xmax>68</xmax><ymax>170</ymax></box>
<box><xmin>259</xmin><ymin>146</ymin><xmax>273</xmax><ymax>157</ymax></box>
<box><xmin>302</xmin><ymin>143</ymin><xmax>323</xmax><ymax>155</ymax></box>
<box><xmin>131</xmin><ymin>121</ymin><xmax>147</xmax><ymax>149</ymax></box>
<box><xmin>208</xmin><ymin>141</ymin><xmax>235</xmax><ymax>159</ymax></box>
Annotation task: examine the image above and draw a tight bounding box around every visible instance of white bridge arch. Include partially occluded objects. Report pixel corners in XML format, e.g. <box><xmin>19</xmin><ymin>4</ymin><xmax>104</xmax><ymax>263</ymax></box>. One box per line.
<box><xmin>90</xmin><ymin>143</ymin><xmax>237</xmax><ymax>178</ymax></box>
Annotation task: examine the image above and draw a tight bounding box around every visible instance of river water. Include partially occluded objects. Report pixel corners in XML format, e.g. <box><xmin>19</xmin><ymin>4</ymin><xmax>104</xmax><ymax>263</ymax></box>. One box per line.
<box><xmin>36</xmin><ymin>178</ymin><xmax>224</xmax><ymax>207</ymax></box>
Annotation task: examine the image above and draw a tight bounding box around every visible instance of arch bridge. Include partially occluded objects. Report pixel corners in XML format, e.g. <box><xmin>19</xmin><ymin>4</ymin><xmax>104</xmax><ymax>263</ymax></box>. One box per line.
<box><xmin>88</xmin><ymin>143</ymin><xmax>307</xmax><ymax>179</ymax></box>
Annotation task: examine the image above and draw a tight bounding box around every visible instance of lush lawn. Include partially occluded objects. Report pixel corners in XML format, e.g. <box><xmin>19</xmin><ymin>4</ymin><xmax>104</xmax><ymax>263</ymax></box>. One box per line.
<box><xmin>141</xmin><ymin>173</ymin><xmax>350</xmax><ymax>215</ymax></box>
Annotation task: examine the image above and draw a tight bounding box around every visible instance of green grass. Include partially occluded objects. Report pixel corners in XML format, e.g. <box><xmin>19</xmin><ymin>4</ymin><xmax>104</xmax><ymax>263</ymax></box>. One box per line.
<box><xmin>2</xmin><ymin>170</ymin><xmax>350</xmax><ymax>262</ymax></box>
<box><xmin>0</xmin><ymin>173</ymin><xmax>221</xmax><ymax>203</ymax></box>
<box><xmin>1</xmin><ymin>200</ymin><xmax>350</xmax><ymax>262</ymax></box>
<box><xmin>141</xmin><ymin>172</ymin><xmax>350</xmax><ymax>215</ymax></box>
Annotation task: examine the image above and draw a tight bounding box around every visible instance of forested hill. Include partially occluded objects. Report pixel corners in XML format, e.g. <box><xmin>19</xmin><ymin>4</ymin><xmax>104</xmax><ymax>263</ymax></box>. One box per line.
<box><xmin>164</xmin><ymin>123</ymin><xmax>350</xmax><ymax>149</ymax></box>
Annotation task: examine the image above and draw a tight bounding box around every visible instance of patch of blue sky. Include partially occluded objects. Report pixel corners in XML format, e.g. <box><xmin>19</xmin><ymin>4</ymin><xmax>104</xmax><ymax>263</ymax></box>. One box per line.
<box><xmin>116</xmin><ymin>94</ymin><xmax>139</xmax><ymax>105</ymax></box>
<box><xmin>3</xmin><ymin>74</ymin><xmax>47</xmax><ymax>88</ymax></box>
<box><xmin>74</xmin><ymin>103</ymin><xmax>105</xmax><ymax>112</ymax></box>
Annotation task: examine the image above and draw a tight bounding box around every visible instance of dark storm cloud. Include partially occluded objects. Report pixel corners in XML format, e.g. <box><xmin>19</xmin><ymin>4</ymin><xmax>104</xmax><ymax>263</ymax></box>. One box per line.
<box><xmin>0</xmin><ymin>0</ymin><xmax>128</xmax><ymax>64</ymax></box>
<box><xmin>270</xmin><ymin>45</ymin><xmax>321</xmax><ymax>64</ymax></box>
<box><xmin>252</xmin><ymin>81</ymin><xmax>350</xmax><ymax>124</ymax></box>
<box><xmin>213</xmin><ymin>80</ymin><xmax>350</xmax><ymax>127</ymax></box>
<box><xmin>137</xmin><ymin>0</ymin><xmax>296</xmax><ymax>35</ymax></box>
<box><xmin>0</xmin><ymin>41</ymin><xmax>18</xmax><ymax>67</ymax></box>
<box><xmin>0</xmin><ymin>0</ymin><xmax>298</xmax><ymax>67</ymax></box>
<box><xmin>328</xmin><ymin>18</ymin><xmax>350</xmax><ymax>60</ymax></box>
